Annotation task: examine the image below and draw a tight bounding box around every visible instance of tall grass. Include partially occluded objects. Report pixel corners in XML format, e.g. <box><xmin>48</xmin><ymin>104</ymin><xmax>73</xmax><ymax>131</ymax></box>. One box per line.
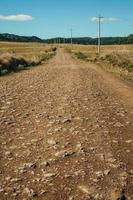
<box><xmin>66</xmin><ymin>44</ymin><xmax>133</xmax><ymax>82</ymax></box>
<box><xmin>0</xmin><ymin>43</ymin><xmax>57</xmax><ymax>76</ymax></box>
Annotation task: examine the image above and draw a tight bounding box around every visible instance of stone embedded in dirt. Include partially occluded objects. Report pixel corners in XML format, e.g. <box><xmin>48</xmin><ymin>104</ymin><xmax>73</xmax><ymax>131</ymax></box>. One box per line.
<box><xmin>40</xmin><ymin>190</ymin><xmax>47</xmax><ymax>195</ymax></box>
<box><xmin>112</xmin><ymin>140</ymin><xmax>118</xmax><ymax>144</ymax></box>
<box><xmin>74</xmin><ymin>170</ymin><xmax>85</xmax><ymax>176</ymax></box>
<box><xmin>31</xmin><ymin>139</ymin><xmax>38</xmax><ymax>143</ymax></box>
<box><xmin>120</xmin><ymin>172</ymin><xmax>129</xmax><ymax>187</ymax></box>
<box><xmin>104</xmin><ymin>169</ymin><xmax>110</xmax><ymax>176</ymax></box>
<box><xmin>35</xmin><ymin>178</ymin><xmax>41</xmax><ymax>182</ymax></box>
<box><xmin>19</xmin><ymin>162</ymin><xmax>36</xmax><ymax>174</ymax></box>
<box><xmin>76</xmin><ymin>143</ymin><xmax>85</xmax><ymax>154</ymax></box>
<box><xmin>76</xmin><ymin>143</ymin><xmax>82</xmax><ymax>150</ymax></box>
<box><xmin>69</xmin><ymin>196</ymin><xmax>74</xmax><ymax>200</ymax></box>
<box><xmin>43</xmin><ymin>173</ymin><xmax>56</xmax><ymax>179</ymax></box>
<box><xmin>41</xmin><ymin>161</ymin><xmax>50</xmax><ymax>167</ymax></box>
<box><xmin>25</xmin><ymin>162</ymin><xmax>36</xmax><ymax>168</ymax></box>
<box><xmin>24</xmin><ymin>188</ymin><xmax>37</xmax><ymax>197</ymax></box>
<box><xmin>95</xmin><ymin>171</ymin><xmax>104</xmax><ymax>179</ymax></box>
<box><xmin>94</xmin><ymin>193</ymin><xmax>103</xmax><ymax>199</ymax></box>
<box><xmin>54</xmin><ymin>127</ymin><xmax>62</xmax><ymax>132</ymax></box>
<box><xmin>64</xmin><ymin>150</ymin><xmax>75</xmax><ymax>157</ymax></box>
<box><xmin>5</xmin><ymin>176</ymin><xmax>12</xmax><ymax>181</ymax></box>
<box><xmin>55</xmin><ymin>150</ymin><xmax>67</xmax><ymax>157</ymax></box>
<box><xmin>129</xmin><ymin>170</ymin><xmax>133</xmax><ymax>175</ymax></box>
<box><xmin>64</xmin><ymin>174</ymin><xmax>72</xmax><ymax>178</ymax></box>
<box><xmin>55</xmin><ymin>150</ymin><xmax>75</xmax><ymax>158</ymax></box>
<box><xmin>47</xmin><ymin>139</ymin><xmax>58</xmax><ymax>146</ymax></box>
<box><xmin>2</xmin><ymin>141</ymin><xmax>7</xmax><ymax>145</ymax></box>
<box><xmin>93</xmin><ymin>178</ymin><xmax>98</xmax><ymax>183</ymax></box>
<box><xmin>62</xmin><ymin>118</ymin><xmax>72</xmax><ymax>123</ymax></box>
<box><xmin>107</xmin><ymin>157</ymin><xmax>116</xmax><ymax>163</ymax></box>
<box><xmin>125</xmin><ymin>140</ymin><xmax>133</xmax><ymax>144</ymax></box>
<box><xmin>5</xmin><ymin>151</ymin><xmax>12</xmax><ymax>157</ymax></box>
<box><xmin>120</xmin><ymin>172</ymin><xmax>128</xmax><ymax>181</ymax></box>
<box><xmin>10</xmin><ymin>178</ymin><xmax>22</xmax><ymax>183</ymax></box>
<box><xmin>0</xmin><ymin>188</ymin><xmax>4</xmax><ymax>193</ymax></box>
<box><xmin>78</xmin><ymin>185</ymin><xmax>89</xmax><ymax>194</ymax></box>
<box><xmin>114</xmin><ymin>122</ymin><xmax>123</xmax><ymax>127</ymax></box>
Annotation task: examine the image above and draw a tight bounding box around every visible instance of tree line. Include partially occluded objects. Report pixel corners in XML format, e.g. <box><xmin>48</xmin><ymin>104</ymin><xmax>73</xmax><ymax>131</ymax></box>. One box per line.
<box><xmin>0</xmin><ymin>33</ymin><xmax>133</xmax><ymax>45</ymax></box>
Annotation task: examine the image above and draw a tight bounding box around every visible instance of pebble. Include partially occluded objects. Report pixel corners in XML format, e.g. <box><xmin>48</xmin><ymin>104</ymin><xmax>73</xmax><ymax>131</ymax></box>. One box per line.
<box><xmin>5</xmin><ymin>151</ymin><xmax>12</xmax><ymax>157</ymax></box>
<box><xmin>47</xmin><ymin>139</ymin><xmax>58</xmax><ymax>146</ymax></box>
<box><xmin>95</xmin><ymin>171</ymin><xmax>103</xmax><ymax>178</ymax></box>
<box><xmin>114</xmin><ymin>122</ymin><xmax>123</xmax><ymax>127</ymax></box>
<box><xmin>43</xmin><ymin>173</ymin><xmax>56</xmax><ymax>179</ymax></box>
<box><xmin>125</xmin><ymin>140</ymin><xmax>133</xmax><ymax>144</ymax></box>
<box><xmin>62</xmin><ymin>118</ymin><xmax>71</xmax><ymax>123</ymax></box>
<box><xmin>41</xmin><ymin>161</ymin><xmax>50</xmax><ymax>167</ymax></box>
<box><xmin>104</xmin><ymin>169</ymin><xmax>110</xmax><ymax>176</ymax></box>
<box><xmin>78</xmin><ymin>185</ymin><xmax>89</xmax><ymax>194</ymax></box>
<box><xmin>24</xmin><ymin>188</ymin><xmax>37</xmax><ymax>197</ymax></box>
<box><xmin>55</xmin><ymin>150</ymin><xmax>75</xmax><ymax>158</ymax></box>
<box><xmin>0</xmin><ymin>188</ymin><xmax>4</xmax><ymax>193</ymax></box>
<box><xmin>40</xmin><ymin>190</ymin><xmax>47</xmax><ymax>195</ymax></box>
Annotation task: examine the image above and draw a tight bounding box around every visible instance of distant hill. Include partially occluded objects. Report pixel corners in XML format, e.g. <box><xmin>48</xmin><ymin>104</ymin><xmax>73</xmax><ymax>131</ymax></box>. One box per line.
<box><xmin>45</xmin><ymin>35</ymin><xmax>133</xmax><ymax>45</ymax></box>
<box><xmin>0</xmin><ymin>33</ymin><xmax>133</xmax><ymax>45</ymax></box>
<box><xmin>0</xmin><ymin>33</ymin><xmax>43</xmax><ymax>43</ymax></box>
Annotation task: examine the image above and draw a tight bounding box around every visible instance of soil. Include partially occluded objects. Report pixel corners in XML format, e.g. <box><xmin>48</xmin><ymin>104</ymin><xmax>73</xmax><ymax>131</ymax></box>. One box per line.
<box><xmin>0</xmin><ymin>48</ymin><xmax>133</xmax><ymax>200</ymax></box>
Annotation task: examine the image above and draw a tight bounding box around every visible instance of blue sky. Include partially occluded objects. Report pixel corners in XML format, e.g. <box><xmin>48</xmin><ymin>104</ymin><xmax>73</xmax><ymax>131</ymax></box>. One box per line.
<box><xmin>0</xmin><ymin>0</ymin><xmax>133</xmax><ymax>38</ymax></box>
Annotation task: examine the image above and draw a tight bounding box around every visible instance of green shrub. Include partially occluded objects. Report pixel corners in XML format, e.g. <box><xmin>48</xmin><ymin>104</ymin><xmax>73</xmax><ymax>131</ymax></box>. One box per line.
<box><xmin>75</xmin><ymin>52</ymin><xmax>88</xmax><ymax>60</ymax></box>
<box><xmin>127</xmin><ymin>62</ymin><xmax>133</xmax><ymax>72</ymax></box>
<box><xmin>51</xmin><ymin>47</ymin><xmax>57</xmax><ymax>52</ymax></box>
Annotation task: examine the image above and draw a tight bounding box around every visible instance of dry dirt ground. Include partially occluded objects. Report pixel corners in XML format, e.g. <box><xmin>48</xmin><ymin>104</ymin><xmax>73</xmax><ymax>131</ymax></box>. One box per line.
<box><xmin>0</xmin><ymin>48</ymin><xmax>133</xmax><ymax>200</ymax></box>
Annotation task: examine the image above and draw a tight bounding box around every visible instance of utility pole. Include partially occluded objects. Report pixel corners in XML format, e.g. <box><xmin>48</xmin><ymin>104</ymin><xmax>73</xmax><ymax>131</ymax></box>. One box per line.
<box><xmin>70</xmin><ymin>28</ymin><xmax>73</xmax><ymax>44</ymax></box>
<box><xmin>97</xmin><ymin>15</ymin><xmax>104</xmax><ymax>55</ymax></box>
<box><xmin>64</xmin><ymin>37</ymin><xmax>65</xmax><ymax>44</ymax></box>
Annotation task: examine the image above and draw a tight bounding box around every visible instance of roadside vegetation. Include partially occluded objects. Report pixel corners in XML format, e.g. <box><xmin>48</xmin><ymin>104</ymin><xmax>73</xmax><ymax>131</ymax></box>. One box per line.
<box><xmin>66</xmin><ymin>44</ymin><xmax>133</xmax><ymax>82</ymax></box>
<box><xmin>0</xmin><ymin>42</ymin><xmax>57</xmax><ymax>76</ymax></box>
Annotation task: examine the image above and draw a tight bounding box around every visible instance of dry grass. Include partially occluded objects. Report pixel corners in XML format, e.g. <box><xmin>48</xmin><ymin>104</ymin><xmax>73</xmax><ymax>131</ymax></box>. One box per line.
<box><xmin>65</xmin><ymin>44</ymin><xmax>133</xmax><ymax>54</ymax></box>
<box><xmin>0</xmin><ymin>42</ymin><xmax>56</xmax><ymax>58</ymax></box>
<box><xmin>0</xmin><ymin>42</ymin><xmax>56</xmax><ymax>75</ymax></box>
<box><xmin>66</xmin><ymin>44</ymin><xmax>133</xmax><ymax>82</ymax></box>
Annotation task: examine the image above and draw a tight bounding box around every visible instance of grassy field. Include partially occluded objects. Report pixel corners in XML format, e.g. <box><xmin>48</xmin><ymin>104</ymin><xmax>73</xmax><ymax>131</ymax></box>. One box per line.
<box><xmin>0</xmin><ymin>42</ymin><xmax>56</xmax><ymax>59</ymax></box>
<box><xmin>1</xmin><ymin>42</ymin><xmax>133</xmax><ymax>82</ymax></box>
<box><xmin>66</xmin><ymin>44</ymin><xmax>133</xmax><ymax>82</ymax></box>
<box><xmin>0</xmin><ymin>42</ymin><xmax>56</xmax><ymax>75</ymax></box>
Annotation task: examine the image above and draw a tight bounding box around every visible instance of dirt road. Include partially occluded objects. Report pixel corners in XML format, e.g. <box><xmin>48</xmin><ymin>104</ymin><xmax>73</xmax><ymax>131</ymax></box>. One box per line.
<box><xmin>0</xmin><ymin>48</ymin><xmax>133</xmax><ymax>200</ymax></box>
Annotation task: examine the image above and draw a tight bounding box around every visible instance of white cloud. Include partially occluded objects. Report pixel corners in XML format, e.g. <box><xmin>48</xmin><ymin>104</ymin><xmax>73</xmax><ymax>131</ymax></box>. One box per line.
<box><xmin>107</xmin><ymin>17</ymin><xmax>119</xmax><ymax>22</ymax></box>
<box><xmin>0</xmin><ymin>14</ymin><xmax>33</xmax><ymax>21</ymax></box>
<box><xmin>90</xmin><ymin>17</ymin><xmax>120</xmax><ymax>22</ymax></box>
<box><xmin>90</xmin><ymin>17</ymin><xmax>99</xmax><ymax>22</ymax></box>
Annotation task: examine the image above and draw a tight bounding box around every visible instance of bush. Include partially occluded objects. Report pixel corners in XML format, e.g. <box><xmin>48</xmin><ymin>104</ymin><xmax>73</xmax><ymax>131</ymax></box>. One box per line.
<box><xmin>0</xmin><ymin>53</ymin><xmax>28</xmax><ymax>73</ymax></box>
<box><xmin>75</xmin><ymin>52</ymin><xmax>88</xmax><ymax>60</ymax></box>
<box><xmin>103</xmin><ymin>53</ymin><xmax>133</xmax><ymax>72</ymax></box>
<box><xmin>127</xmin><ymin>62</ymin><xmax>133</xmax><ymax>72</ymax></box>
<box><xmin>0</xmin><ymin>50</ymin><xmax>56</xmax><ymax>76</ymax></box>
<box><xmin>51</xmin><ymin>47</ymin><xmax>57</xmax><ymax>52</ymax></box>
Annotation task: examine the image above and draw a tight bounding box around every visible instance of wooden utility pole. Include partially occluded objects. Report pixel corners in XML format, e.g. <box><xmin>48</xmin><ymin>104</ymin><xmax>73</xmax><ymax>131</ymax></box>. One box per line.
<box><xmin>97</xmin><ymin>15</ymin><xmax>104</xmax><ymax>55</ymax></box>
<box><xmin>70</xmin><ymin>29</ymin><xmax>73</xmax><ymax>44</ymax></box>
